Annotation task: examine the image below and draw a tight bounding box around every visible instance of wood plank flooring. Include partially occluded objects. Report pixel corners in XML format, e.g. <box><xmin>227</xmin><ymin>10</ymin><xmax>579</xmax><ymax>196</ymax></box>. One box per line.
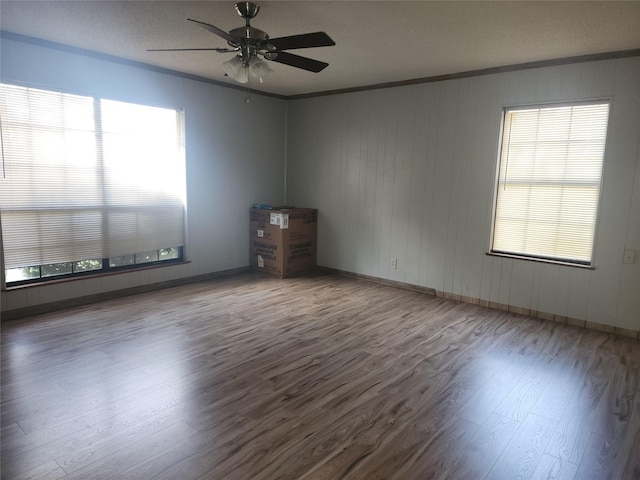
<box><xmin>1</xmin><ymin>271</ymin><xmax>639</xmax><ymax>480</ymax></box>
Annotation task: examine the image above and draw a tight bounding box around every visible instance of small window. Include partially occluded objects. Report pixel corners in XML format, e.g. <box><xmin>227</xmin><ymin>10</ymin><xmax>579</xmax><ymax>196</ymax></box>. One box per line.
<box><xmin>135</xmin><ymin>250</ymin><xmax>159</xmax><ymax>264</ymax></box>
<box><xmin>5</xmin><ymin>266</ymin><xmax>40</xmax><ymax>283</ymax></box>
<box><xmin>160</xmin><ymin>247</ymin><xmax>180</xmax><ymax>260</ymax></box>
<box><xmin>41</xmin><ymin>262</ymin><xmax>73</xmax><ymax>277</ymax></box>
<box><xmin>110</xmin><ymin>255</ymin><xmax>135</xmax><ymax>268</ymax></box>
<box><xmin>491</xmin><ymin>102</ymin><xmax>610</xmax><ymax>266</ymax></box>
<box><xmin>74</xmin><ymin>259</ymin><xmax>102</xmax><ymax>273</ymax></box>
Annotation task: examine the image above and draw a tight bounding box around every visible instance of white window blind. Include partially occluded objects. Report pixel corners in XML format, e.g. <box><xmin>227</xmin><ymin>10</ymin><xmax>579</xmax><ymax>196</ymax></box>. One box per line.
<box><xmin>101</xmin><ymin>100</ymin><xmax>185</xmax><ymax>257</ymax></box>
<box><xmin>0</xmin><ymin>83</ymin><xmax>186</xmax><ymax>270</ymax></box>
<box><xmin>491</xmin><ymin>102</ymin><xmax>609</xmax><ymax>265</ymax></box>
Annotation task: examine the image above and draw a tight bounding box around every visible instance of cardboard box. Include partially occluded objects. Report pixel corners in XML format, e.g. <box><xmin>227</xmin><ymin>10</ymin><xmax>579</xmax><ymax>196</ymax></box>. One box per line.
<box><xmin>250</xmin><ymin>207</ymin><xmax>317</xmax><ymax>278</ymax></box>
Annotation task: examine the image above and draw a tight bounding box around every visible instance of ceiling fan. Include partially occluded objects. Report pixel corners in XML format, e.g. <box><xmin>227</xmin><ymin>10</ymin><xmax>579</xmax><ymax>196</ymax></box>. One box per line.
<box><xmin>148</xmin><ymin>1</ymin><xmax>335</xmax><ymax>84</ymax></box>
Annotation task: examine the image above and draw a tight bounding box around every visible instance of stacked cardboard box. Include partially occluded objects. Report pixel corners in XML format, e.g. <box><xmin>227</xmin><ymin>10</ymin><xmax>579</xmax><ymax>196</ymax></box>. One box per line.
<box><xmin>249</xmin><ymin>207</ymin><xmax>317</xmax><ymax>278</ymax></box>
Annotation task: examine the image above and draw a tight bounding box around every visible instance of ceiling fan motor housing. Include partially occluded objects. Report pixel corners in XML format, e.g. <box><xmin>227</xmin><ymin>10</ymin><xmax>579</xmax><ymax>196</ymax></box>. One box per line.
<box><xmin>228</xmin><ymin>25</ymin><xmax>273</xmax><ymax>64</ymax></box>
<box><xmin>229</xmin><ymin>26</ymin><xmax>269</xmax><ymax>46</ymax></box>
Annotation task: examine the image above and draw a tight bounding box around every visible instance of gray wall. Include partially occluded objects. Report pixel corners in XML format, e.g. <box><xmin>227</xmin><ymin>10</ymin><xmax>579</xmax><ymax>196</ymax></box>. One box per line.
<box><xmin>1</xmin><ymin>37</ymin><xmax>286</xmax><ymax>312</ymax></box>
<box><xmin>286</xmin><ymin>58</ymin><xmax>640</xmax><ymax>331</ymax></box>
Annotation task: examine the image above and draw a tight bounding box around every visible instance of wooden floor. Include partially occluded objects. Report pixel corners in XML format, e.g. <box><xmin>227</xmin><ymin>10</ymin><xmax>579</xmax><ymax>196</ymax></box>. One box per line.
<box><xmin>1</xmin><ymin>272</ymin><xmax>639</xmax><ymax>480</ymax></box>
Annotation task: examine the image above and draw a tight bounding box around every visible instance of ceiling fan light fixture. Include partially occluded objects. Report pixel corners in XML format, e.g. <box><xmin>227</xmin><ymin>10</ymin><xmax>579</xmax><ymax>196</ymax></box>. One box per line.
<box><xmin>223</xmin><ymin>55</ymin><xmax>249</xmax><ymax>83</ymax></box>
<box><xmin>236</xmin><ymin>67</ymin><xmax>250</xmax><ymax>84</ymax></box>
<box><xmin>249</xmin><ymin>57</ymin><xmax>273</xmax><ymax>83</ymax></box>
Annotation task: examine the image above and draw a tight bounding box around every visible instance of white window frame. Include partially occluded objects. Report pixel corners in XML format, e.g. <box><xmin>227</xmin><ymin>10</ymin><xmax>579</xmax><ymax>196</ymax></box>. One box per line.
<box><xmin>489</xmin><ymin>100</ymin><xmax>610</xmax><ymax>267</ymax></box>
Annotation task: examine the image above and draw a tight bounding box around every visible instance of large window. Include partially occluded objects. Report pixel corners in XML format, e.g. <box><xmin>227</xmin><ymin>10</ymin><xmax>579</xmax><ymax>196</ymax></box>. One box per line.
<box><xmin>0</xmin><ymin>83</ymin><xmax>186</xmax><ymax>286</ymax></box>
<box><xmin>491</xmin><ymin>102</ymin><xmax>610</xmax><ymax>266</ymax></box>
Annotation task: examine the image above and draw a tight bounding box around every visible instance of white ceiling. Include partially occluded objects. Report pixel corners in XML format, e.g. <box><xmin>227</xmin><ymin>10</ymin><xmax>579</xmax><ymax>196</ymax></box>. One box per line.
<box><xmin>1</xmin><ymin>1</ymin><xmax>640</xmax><ymax>97</ymax></box>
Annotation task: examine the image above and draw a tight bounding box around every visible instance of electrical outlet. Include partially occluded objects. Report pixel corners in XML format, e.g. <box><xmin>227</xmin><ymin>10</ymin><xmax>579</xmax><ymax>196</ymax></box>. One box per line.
<box><xmin>623</xmin><ymin>249</ymin><xmax>635</xmax><ymax>264</ymax></box>
<box><xmin>390</xmin><ymin>258</ymin><xmax>397</xmax><ymax>269</ymax></box>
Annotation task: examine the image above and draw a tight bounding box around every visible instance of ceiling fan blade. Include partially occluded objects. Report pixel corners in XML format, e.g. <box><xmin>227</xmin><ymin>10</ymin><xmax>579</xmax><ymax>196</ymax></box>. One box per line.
<box><xmin>269</xmin><ymin>51</ymin><xmax>329</xmax><ymax>73</ymax></box>
<box><xmin>148</xmin><ymin>48</ymin><xmax>236</xmax><ymax>52</ymax></box>
<box><xmin>269</xmin><ymin>32</ymin><xmax>335</xmax><ymax>50</ymax></box>
<box><xmin>187</xmin><ymin>18</ymin><xmax>235</xmax><ymax>43</ymax></box>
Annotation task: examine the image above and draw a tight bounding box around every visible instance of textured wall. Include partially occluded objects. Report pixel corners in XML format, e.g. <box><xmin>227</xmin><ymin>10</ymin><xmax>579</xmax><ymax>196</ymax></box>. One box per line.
<box><xmin>286</xmin><ymin>58</ymin><xmax>640</xmax><ymax>331</ymax></box>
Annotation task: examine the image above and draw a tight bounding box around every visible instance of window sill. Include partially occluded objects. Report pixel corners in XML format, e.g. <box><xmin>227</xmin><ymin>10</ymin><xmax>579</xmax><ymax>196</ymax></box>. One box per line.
<box><xmin>3</xmin><ymin>260</ymin><xmax>191</xmax><ymax>291</ymax></box>
<box><xmin>485</xmin><ymin>252</ymin><xmax>595</xmax><ymax>270</ymax></box>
